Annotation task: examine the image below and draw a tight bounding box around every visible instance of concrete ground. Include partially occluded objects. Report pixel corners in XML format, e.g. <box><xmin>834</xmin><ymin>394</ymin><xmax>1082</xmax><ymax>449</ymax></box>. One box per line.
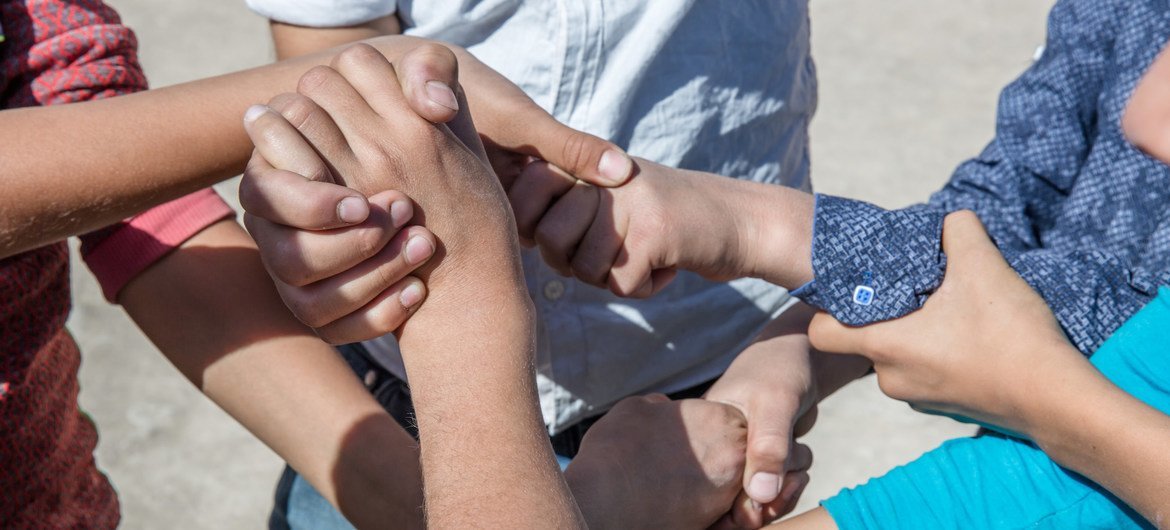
<box><xmin>71</xmin><ymin>0</ymin><xmax>1053</xmax><ymax>527</ymax></box>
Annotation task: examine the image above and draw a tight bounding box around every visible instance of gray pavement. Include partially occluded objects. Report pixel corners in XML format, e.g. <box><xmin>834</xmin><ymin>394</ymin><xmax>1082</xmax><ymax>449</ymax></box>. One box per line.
<box><xmin>71</xmin><ymin>0</ymin><xmax>1053</xmax><ymax>527</ymax></box>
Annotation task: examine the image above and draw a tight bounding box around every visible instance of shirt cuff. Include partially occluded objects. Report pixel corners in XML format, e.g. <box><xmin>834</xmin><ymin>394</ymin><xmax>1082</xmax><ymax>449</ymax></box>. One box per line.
<box><xmin>81</xmin><ymin>189</ymin><xmax>234</xmax><ymax>302</ymax></box>
<box><xmin>792</xmin><ymin>194</ymin><xmax>946</xmax><ymax>325</ymax></box>
<box><xmin>246</xmin><ymin>0</ymin><xmax>396</xmax><ymax>28</ymax></box>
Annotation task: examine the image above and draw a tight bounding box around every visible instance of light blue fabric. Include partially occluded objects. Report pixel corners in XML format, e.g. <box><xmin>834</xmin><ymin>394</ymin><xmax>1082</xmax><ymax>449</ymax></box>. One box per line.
<box><xmin>823</xmin><ymin>286</ymin><xmax>1170</xmax><ymax>529</ymax></box>
<box><xmin>249</xmin><ymin>0</ymin><xmax>816</xmax><ymax>435</ymax></box>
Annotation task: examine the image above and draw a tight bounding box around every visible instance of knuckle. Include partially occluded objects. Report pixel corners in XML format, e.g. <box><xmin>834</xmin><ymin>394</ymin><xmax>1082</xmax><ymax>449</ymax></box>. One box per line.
<box><xmin>280</xmin><ymin>287</ymin><xmax>328</xmax><ymax>329</ymax></box>
<box><xmin>269</xmin><ymin>93</ymin><xmax>315</xmax><ymax>129</ymax></box>
<box><xmin>336</xmin><ymin>43</ymin><xmax>382</xmax><ymax>70</ymax></box>
<box><xmin>353</xmin><ymin>227</ymin><xmax>387</xmax><ymax>262</ymax></box>
<box><xmin>298</xmin><ymin>66</ymin><xmax>338</xmax><ymax>96</ymax></box>
<box><xmin>559</xmin><ymin>132</ymin><xmax>590</xmax><ymax>173</ymax></box>
<box><xmin>268</xmin><ymin>241</ymin><xmax>314</xmax><ymax>287</ymax></box>
<box><xmin>748</xmin><ymin>434</ymin><xmax>789</xmax><ymax>465</ymax></box>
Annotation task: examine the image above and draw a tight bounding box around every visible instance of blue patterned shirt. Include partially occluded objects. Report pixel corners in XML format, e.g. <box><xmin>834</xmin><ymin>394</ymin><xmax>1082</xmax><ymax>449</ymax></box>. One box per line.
<box><xmin>795</xmin><ymin>0</ymin><xmax>1170</xmax><ymax>355</ymax></box>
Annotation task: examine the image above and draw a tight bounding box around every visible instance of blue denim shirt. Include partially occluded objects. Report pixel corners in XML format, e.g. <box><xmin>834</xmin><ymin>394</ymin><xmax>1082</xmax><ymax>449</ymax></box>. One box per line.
<box><xmin>249</xmin><ymin>0</ymin><xmax>817</xmax><ymax>433</ymax></box>
<box><xmin>795</xmin><ymin>0</ymin><xmax>1170</xmax><ymax>355</ymax></box>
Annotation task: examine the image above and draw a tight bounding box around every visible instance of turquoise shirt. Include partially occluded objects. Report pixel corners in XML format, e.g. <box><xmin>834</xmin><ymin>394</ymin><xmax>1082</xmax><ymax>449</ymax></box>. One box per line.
<box><xmin>823</xmin><ymin>287</ymin><xmax>1170</xmax><ymax>529</ymax></box>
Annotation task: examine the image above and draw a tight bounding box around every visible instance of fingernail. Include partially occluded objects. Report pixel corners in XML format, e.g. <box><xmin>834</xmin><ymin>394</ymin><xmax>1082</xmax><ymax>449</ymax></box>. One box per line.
<box><xmin>389</xmin><ymin>200</ymin><xmax>413</xmax><ymax>228</ymax></box>
<box><xmin>425</xmin><ymin>80</ymin><xmax>459</xmax><ymax>112</ymax></box>
<box><xmin>337</xmin><ymin>197</ymin><xmax>369</xmax><ymax>224</ymax></box>
<box><xmin>747</xmin><ymin>472</ymin><xmax>781</xmax><ymax>503</ymax></box>
<box><xmin>399</xmin><ymin>282</ymin><xmax>424</xmax><ymax>309</ymax></box>
<box><xmin>750</xmin><ymin>500</ymin><xmax>761</xmax><ymax>512</ymax></box>
<box><xmin>597</xmin><ymin>149</ymin><xmax>633</xmax><ymax>184</ymax></box>
<box><xmin>404</xmin><ymin>236</ymin><xmax>434</xmax><ymax>265</ymax></box>
<box><xmin>243</xmin><ymin>104</ymin><xmax>268</xmax><ymax>126</ymax></box>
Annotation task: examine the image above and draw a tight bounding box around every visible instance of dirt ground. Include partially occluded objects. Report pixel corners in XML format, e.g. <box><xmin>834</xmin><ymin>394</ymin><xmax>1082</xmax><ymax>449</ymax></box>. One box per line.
<box><xmin>73</xmin><ymin>0</ymin><xmax>1053</xmax><ymax>526</ymax></box>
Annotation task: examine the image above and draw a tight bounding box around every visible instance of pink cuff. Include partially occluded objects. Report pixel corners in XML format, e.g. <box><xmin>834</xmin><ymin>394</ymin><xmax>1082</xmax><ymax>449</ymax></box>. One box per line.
<box><xmin>82</xmin><ymin>189</ymin><xmax>234</xmax><ymax>302</ymax></box>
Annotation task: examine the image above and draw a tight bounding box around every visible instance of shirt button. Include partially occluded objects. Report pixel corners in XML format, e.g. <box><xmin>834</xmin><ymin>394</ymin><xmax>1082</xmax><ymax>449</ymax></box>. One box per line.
<box><xmin>543</xmin><ymin>280</ymin><xmax>565</xmax><ymax>301</ymax></box>
<box><xmin>363</xmin><ymin>370</ymin><xmax>378</xmax><ymax>388</ymax></box>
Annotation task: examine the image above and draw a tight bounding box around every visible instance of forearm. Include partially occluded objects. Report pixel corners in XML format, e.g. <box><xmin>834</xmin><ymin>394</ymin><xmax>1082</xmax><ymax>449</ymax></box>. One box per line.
<box><xmin>722</xmin><ymin>179</ymin><xmax>815</xmax><ymax>289</ymax></box>
<box><xmin>270</xmin><ymin>16</ymin><xmax>403</xmax><ymax>60</ymax></box>
<box><xmin>119</xmin><ymin>220</ymin><xmax>423</xmax><ymax>529</ymax></box>
<box><xmin>0</xmin><ymin>34</ymin><xmax>434</xmax><ymax>259</ymax></box>
<box><xmin>397</xmin><ymin>265</ymin><xmax>584</xmax><ymax>527</ymax></box>
<box><xmin>1029</xmin><ymin>353</ymin><xmax>1170</xmax><ymax>527</ymax></box>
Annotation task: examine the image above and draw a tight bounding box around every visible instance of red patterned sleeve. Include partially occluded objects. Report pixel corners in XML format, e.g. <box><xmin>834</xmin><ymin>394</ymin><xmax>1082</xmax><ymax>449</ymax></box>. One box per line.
<box><xmin>0</xmin><ymin>1</ymin><xmax>237</xmax><ymax>303</ymax></box>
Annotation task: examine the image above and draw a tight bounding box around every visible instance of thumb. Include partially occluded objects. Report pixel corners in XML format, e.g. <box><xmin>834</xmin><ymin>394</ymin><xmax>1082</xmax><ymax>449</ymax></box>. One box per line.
<box><xmin>808</xmin><ymin>311</ymin><xmax>869</xmax><ymax>356</ymax></box>
<box><xmin>742</xmin><ymin>399</ymin><xmax>799</xmax><ymax>505</ymax></box>
<box><xmin>529</xmin><ymin>117</ymin><xmax>635</xmax><ymax>187</ymax></box>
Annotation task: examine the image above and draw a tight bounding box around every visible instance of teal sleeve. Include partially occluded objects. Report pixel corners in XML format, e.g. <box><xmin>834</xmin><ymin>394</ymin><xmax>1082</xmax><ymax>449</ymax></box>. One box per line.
<box><xmin>822</xmin><ymin>287</ymin><xmax>1170</xmax><ymax>530</ymax></box>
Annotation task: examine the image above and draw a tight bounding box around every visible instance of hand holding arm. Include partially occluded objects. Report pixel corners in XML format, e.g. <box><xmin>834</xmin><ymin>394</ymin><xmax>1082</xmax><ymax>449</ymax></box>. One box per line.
<box><xmin>809</xmin><ymin>211</ymin><xmax>1170</xmax><ymax>526</ymax></box>
<box><xmin>248</xmin><ymin>44</ymin><xmax>584</xmax><ymax>527</ymax></box>
<box><xmin>510</xmin><ymin>157</ymin><xmax>817</xmax><ymax>298</ymax></box>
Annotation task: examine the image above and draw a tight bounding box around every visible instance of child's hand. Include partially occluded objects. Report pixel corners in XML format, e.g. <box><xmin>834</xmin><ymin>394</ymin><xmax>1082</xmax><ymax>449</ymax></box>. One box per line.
<box><xmin>704</xmin><ymin>306</ymin><xmax>818</xmax><ymax>529</ymax></box>
<box><xmin>238</xmin><ymin>42</ymin><xmax>634</xmax><ymax>344</ymax></box>
<box><xmin>566</xmin><ymin>396</ymin><xmax>755</xmax><ymax>529</ymax></box>
<box><xmin>510</xmin><ymin>157</ymin><xmax>761</xmax><ymax>298</ymax></box>
<box><xmin>242</xmin><ymin>43</ymin><xmax>526</xmax><ymax>343</ymax></box>
<box><xmin>808</xmin><ymin>211</ymin><xmax>1077</xmax><ymax>439</ymax></box>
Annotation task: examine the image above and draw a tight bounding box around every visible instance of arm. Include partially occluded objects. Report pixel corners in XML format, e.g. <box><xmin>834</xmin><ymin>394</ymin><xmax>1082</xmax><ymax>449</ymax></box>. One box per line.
<box><xmin>247</xmin><ymin>45</ymin><xmax>584</xmax><ymax>526</ymax></box>
<box><xmin>809</xmin><ymin>211</ymin><xmax>1170</xmax><ymax>526</ymax></box>
<box><xmin>0</xmin><ymin>35</ymin><xmax>442</xmax><ymax>258</ymax></box>
<box><xmin>119</xmin><ymin>219</ymin><xmax>427</xmax><ymax>529</ymax></box>
<box><xmin>1</xmin><ymin>34</ymin><xmax>632</xmax><ymax>260</ymax></box>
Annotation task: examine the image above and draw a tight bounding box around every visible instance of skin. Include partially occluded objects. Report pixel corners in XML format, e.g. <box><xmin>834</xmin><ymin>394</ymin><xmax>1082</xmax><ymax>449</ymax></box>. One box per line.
<box><xmin>120</xmin><ymin>219</ymin><xmax>427</xmax><ymax>529</ymax></box>
<box><xmin>248</xmin><ymin>42</ymin><xmax>763</xmax><ymax>527</ymax></box>
<box><xmin>252</xmin><ymin>43</ymin><xmax>585</xmax><ymax>527</ymax></box>
<box><xmin>0</xmin><ymin>32</ymin><xmax>631</xmax><ymax>259</ymax></box>
<box><xmin>241</xmin><ymin>29</ymin><xmax>1170</xmax><ymax>530</ymax></box>
<box><xmin>0</xmin><ymin>21</ymin><xmax>625</xmax><ymax>526</ymax></box>
<box><xmin>807</xmin><ymin>211</ymin><xmax>1170</xmax><ymax>528</ymax></box>
<box><xmin>245</xmin><ymin>71</ymin><xmax>824</xmax><ymax>530</ymax></box>
<box><xmin>243</xmin><ymin>17</ymin><xmax>635</xmax><ymax>342</ymax></box>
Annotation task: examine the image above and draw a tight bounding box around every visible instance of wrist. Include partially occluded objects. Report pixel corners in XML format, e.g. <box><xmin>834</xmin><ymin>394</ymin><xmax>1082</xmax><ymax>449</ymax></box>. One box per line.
<box><xmin>736</xmin><ymin>184</ymin><xmax>815</xmax><ymax>288</ymax></box>
<box><xmin>1015</xmin><ymin>345</ymin><xmax>1101</xmax><ymax>448</ymax></box>
<box><xmin>564</xmin><ymin>459</ymin><xmax>630</xmax><ymax>530</ymax></box>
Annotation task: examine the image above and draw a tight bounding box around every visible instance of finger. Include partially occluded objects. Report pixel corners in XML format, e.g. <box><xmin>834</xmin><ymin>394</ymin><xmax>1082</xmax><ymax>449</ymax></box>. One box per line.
<box><xmin>264</xmin><ymin>92</ymin><xmax>357</xmax><ymax>178</ymax></box>
<box><xmin>394</xmin><ymin>43</ymin><xmax>489</xmax><ymax>164</ymax></box>
<box><xmin>276</xmin><ymin>225</ymin><xmax>436</xmax><ymax>329</ymax></box>
<box><xmin>643</xmin><ymin>393</ymin><xmax>670</xmax><ymax>404</ymax></box>
<box><xmin>239</xmin><ymin>153</ymin><xmax>375</xmax><ymax>230</ymax></box>
<box><xmin>298</xmin><ymin>62</ymin><xmax>380</xmax><ymax>148</ymax></box>
<box><xmin>391</xmin><ymin>42</ymin><xmax>460</xmax><ymax>123</ymax></box>
<box><xmin>727</xmin><ymin>490</ymin><xmax>766</xmax><ymax>529</ymax></box>
<box><xmin>245</xmin><ymin>192</ymin><xmax>406</xmax><ymax>286</ymax></box>
<box><xmin>569</xmin><ymin>192</ymin><xmax>625</xmax><ymax>287</ymax></box>
<box><xmin>793</xmin><ymin>405</ymin><xmax>819</xmax><ymax>438</ymax></box>
<box><xmin>244</xmin><ymin>103</ymin><xmax>335</xmax><ymax>183</ymax></box>
<box><xmin>807</xmin><ymin>311</ymin><xmax>868</xmax><ymax>357</ymax></box>
<box><xmin>527</xmin><ymin>115</ymin><xmax>635</xmax><ymax>187</ymax></box>
<box><xmin>509</xmin><ymin>161</ymin><xmax>579</xmax><ymax>243</ymax></box>
<box><xmin>534</xmin><ymin>181</ymin><xmax>600</xmax><ymax>276</ymax></box>
<box><xmin>315</xmin><ymin>276</ymin><xmax>427</xmax><ymax>344</ymax></box>
<box><xmin>743</xmin><ymin>401</ymin><xmax>801</xmax><ymax>504</ymax></box>
<box><xmin>940</xmin><ymin>210</ymin><xmax>993</xmax><ymax>259</ymax></box>
<box><xmin>764</xmin><ymin>470</ymin><xmax>810</xmax><ymax>521</ymax></box>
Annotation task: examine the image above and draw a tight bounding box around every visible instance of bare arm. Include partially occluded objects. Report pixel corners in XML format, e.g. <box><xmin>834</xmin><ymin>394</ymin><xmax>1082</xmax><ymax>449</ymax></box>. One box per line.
<box><xmin>269</xmin><ymin>16</ymin><xmax>403</xmax><ymax>60</ymax></box>
<box><xmin>1025</xmin><ymin>346</ymin><xmax>1170</xmax><ymax>528</ymax></box>
<box><xmin>0</xmin><ymin>35</ymin><xmax>446</xmax><ymax>259</ymax></box>
<box><xmin>119</xmin><ymin>219</ymin><xmax>425</xmax><ymax>529</ymax></box>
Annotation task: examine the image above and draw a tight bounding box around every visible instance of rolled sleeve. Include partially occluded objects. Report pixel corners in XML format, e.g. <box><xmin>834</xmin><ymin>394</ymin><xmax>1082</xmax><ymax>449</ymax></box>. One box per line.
<box><xmin>80</xmin><ymin>189</ymin><xmax>234</xmax><ymax>302</ymax></box>
<box><xmin>246</xmin><ymin>0</ymin><xmax>396</xmax><ymax>28</ymax></box>
<box><xmin>792</xmin><ymin>194</ymin><xmax>946</xmax><ymax>326</ymax></box>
